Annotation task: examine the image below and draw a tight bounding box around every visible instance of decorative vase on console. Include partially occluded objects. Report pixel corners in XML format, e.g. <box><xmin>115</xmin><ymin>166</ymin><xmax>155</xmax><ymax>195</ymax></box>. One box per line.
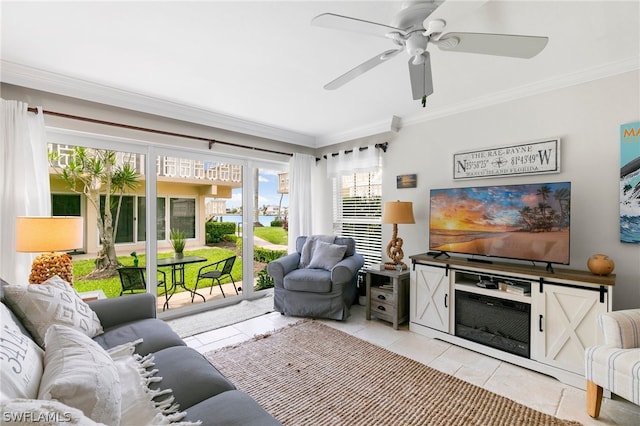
<box><xmin>587</xmin><ymin>254</ymin><xmax>615</xmax><ymax>276</ymax></box>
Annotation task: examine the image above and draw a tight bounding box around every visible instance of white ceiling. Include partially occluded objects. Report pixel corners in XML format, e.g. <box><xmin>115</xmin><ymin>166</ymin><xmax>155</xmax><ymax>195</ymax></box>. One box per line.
<box><xmin>1</xmin><ymin>1</ymin><xmax>639</xmax><ymax>148</ymax></box>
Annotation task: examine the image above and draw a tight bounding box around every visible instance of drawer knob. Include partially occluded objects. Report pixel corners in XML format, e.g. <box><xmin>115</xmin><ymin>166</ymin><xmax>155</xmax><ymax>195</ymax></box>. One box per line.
<box><xmin>377</xmin><ymin>305</ymin><xmax>386</xmax><ymax>311</ymax></box>
<box><xmin>377</xmin><ymin>294</ymin><xmax>386</xmax><ymax>300</ymax></box>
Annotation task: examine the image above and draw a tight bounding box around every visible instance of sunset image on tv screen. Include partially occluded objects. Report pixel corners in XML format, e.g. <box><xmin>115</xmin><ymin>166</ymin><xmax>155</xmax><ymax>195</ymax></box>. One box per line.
<box><xmin>429</xmin><ymin>182</ymin><xmax>571</xmax><ymax>265</ymax></box>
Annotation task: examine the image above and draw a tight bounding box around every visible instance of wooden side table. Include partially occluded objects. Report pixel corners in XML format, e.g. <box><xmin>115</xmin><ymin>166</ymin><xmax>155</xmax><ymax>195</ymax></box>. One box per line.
<box><xmin>366</xmin><ymin>268</ymin><xmax>410</xmax><ymax>330</ymax></box>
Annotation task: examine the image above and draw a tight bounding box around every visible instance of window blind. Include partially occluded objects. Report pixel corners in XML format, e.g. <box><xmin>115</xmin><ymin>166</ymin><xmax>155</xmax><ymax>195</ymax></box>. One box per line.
<box><xmin>333</xmin><ymin>170</ymin><xmax>382</xmax><ymax>268</ymax></box>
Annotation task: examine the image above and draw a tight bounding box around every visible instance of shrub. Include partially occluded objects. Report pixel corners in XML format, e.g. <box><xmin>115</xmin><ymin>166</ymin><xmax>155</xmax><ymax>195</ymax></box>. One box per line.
<box><xmin>235</xmin><ymin>241</ymin><xmax>287</xmax><ymax>262</ymax></box>
<box><xmin>254</xmin><ymin>246</ymin><xmax>287</xmax><ymax>263</ymax></box>
<box><xmin>206</xmin><ymin>221</ymin><xmax>236</xmax><ymax>243</ymax></box>
<box><xmin>254</xmin><ymin>268</ymin><xmax>274</xmax><ymax>291</ymax></box>
<box><xmin>270</xmin><ymin>218</ymin><xmax>283</xmax><ymax>227</ymax></box>
<box><xmin>222</xmin><ymin>234</ymin><xmax>238</xmax><ymax>243</ymax></box>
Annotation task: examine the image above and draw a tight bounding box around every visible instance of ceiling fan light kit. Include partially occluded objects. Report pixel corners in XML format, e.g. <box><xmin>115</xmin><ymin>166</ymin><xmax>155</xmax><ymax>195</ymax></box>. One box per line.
<box><xmin>312</xmin><ymin>0</ymin><xmax>548</xmax><ymax>106</ymax></box>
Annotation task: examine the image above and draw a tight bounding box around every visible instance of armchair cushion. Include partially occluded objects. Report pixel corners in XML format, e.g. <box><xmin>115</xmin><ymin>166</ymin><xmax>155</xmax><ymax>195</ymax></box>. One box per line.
<box><xmin>307</xmin><ymin>240</ymin><xmax>347</xmax><ymax>270</ymax></box>
<box><xmin>284</xmin><ymin>269</ymin><xmax>332</xmax><ymax>293</ymax></box>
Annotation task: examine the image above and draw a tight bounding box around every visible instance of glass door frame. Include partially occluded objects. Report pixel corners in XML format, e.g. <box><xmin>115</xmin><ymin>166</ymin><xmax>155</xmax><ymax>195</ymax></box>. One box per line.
<box><xmin>47</xmin><ymin>127</ymin><xmax>289</xmax><ymax>318</ymax></box>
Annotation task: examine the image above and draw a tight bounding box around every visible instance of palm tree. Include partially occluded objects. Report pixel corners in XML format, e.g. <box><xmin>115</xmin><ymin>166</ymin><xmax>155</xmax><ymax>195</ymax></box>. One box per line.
<box><xmin>537</xmin><ymin>184</ymin><xmax>551</xmax><ymax>203</ymax></box>
<box><xmin>518</xmin><ymin>206</ymin><xmax>535</xmax><ymax>231</ymax></box>
<box><xmin>534</xmin><ymin>185</ymin><xmax>553</xmax><ymax>230</ymax></box>
<box><xmin>49</xmin><ymin>147</ymin><xmax>140</xmax><ymax>278</ymax></box>
<box><xmin>553</xmin><ymin>187</ymin><xmax>571</xmax><ymax>229</ymax></box>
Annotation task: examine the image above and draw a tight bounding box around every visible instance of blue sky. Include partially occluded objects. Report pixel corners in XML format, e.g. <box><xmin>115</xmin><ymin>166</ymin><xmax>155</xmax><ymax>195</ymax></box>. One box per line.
<box><xmin>228</xmin><ymin>169</ymin><xmax>288</xmax><ymax>209</ymax></box>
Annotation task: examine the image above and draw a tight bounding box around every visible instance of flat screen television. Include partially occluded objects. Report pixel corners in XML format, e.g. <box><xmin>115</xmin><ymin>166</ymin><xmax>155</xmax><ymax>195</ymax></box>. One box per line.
<box><xmin>428</xmin><ymin>182</ymin><xmax>571</xmax><ymax>267</ymax></box>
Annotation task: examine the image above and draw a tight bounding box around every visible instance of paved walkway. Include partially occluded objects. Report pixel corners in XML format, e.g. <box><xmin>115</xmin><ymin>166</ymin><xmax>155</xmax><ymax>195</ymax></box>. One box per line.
<box><xmin>253</xmin><ymin>236</ymin><xmax>287</xmax><ymax>251</ymax></box>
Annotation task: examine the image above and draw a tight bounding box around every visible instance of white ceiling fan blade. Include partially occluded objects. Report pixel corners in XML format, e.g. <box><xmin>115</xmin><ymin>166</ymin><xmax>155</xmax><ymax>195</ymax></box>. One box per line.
<box><xmin>312</xmin><ymin>13</ymin><xmax>406</xmax><ymax>38</ymax></box>
<box><xmin>437</xmin><ymin>32</ymin><xmax>548</xmax><ymax>58</ymax></box>
<box><xmin>408</xmin><ymin>52</ymin><xmax>434</xmax><ymax>101</ymax></box>
<box><xmin>324</xmin><ymin>48</ymin><xmax>402</xmax><ymax>91</ymax></box>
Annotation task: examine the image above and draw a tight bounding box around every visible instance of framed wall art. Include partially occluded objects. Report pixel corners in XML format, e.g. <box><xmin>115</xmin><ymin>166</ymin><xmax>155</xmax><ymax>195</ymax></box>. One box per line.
<box><xmin>397</xmin><ymin>174</ymin><xmax>417</xmax><ymax>189</ymax></box>
<box><xmin>620</xmin><ymin>121</ymin><xmax>640</xmax><ymax>243</ymax></box>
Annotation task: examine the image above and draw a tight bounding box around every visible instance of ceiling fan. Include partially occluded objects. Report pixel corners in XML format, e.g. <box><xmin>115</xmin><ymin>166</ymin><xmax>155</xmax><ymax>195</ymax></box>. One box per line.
<box><xmin>312</xmin><ymin>0</ymin><xmax>548</xmax><ymax>107</ymax></box>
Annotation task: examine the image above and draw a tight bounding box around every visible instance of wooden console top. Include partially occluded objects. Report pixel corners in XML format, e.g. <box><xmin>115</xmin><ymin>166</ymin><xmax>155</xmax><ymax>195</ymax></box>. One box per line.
<box><xmin>409</xmin><ymin>253</ymin><xmax>615</xmax><ymax>286</ymax></box>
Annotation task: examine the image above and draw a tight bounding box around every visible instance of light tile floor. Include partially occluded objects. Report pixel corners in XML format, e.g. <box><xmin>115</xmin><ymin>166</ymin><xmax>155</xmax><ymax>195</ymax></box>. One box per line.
<box><xmin>184</xmin><ymin>304</ymin><xmax>640</xmax><ymax>426</ymax></box>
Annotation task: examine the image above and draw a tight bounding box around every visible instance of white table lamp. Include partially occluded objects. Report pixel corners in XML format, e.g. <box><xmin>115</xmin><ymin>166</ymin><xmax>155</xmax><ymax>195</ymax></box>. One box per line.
<box><xmin>16</xmin><ymin>216</ymin><xmax>83</xmax><ymax>284</ymax></box>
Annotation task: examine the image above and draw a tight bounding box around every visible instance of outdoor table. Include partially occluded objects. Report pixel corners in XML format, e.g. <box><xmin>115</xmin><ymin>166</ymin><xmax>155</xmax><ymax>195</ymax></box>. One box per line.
<box><xmin>158</xmin><ymin>255</ymin><xmax>207</xmax><ymax>308</ymax></box>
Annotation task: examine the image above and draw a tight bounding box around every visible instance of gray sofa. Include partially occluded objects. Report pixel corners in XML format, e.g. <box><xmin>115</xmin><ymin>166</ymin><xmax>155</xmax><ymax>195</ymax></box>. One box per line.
<box><xmin>1</xmin><ymin>290</ymin><xmax>280</xmax><ymax>426</ymax></box>
<box><xmin>268</xmin><ymin>236</ymin><xmax>365</xmax><ymax>320</ymax></box>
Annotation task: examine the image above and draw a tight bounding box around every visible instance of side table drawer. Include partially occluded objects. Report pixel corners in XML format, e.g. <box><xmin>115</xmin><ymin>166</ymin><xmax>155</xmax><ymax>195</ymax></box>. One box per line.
<box><xmin>371</xmin><ymin>288</ymin><xmax>395</xmax><ymax>304</ymax></box>
<box><xmin>371</xmin><ymin>301</ymin><xmax>394</xmax><ymax>322</ymax></box>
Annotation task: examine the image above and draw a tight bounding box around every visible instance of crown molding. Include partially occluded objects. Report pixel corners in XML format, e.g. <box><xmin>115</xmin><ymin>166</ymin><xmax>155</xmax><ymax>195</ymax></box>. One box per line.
<box><xmin>2</xmin><ymin>58</ymin><xmax>638</xmax><ymax>148</ymax></box>
<box><xmin>402</xmin><ymin>57</ymin><xmax>640</xmax><ymax>128</ymax></box>
<box><xmin>0</xmin><ymin>60</ymin><xmax>316</xmax><ymax>147</ymax></box>
<box><xmin>314</xmin><ymin>115</ymin><xmax>401</xmax><ymax>147</ymax></box>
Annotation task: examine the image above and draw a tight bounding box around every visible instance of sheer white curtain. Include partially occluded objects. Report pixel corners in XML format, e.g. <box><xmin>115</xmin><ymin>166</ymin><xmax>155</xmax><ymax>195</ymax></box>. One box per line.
<box><xmin>0</xmin><ymin>99</ymin><xmax>50</xmax><ymax>284</ymax></box>
<box><xmin>288</xmin><ymin>153</ymin><xmax>315</xmax><ymax>252</ymax></box>
<box><xmin>326</xmin><ymin>145</ymin><xmax>380</xmax><ymax>178</ymax></box>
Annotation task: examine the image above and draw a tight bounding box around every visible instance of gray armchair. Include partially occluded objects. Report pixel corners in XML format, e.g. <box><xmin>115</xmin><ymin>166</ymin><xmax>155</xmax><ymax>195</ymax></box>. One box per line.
<box><xmin>267</xmin><ymin>236</ymin><xmax>364</xmax><ymax>320</ymax></box>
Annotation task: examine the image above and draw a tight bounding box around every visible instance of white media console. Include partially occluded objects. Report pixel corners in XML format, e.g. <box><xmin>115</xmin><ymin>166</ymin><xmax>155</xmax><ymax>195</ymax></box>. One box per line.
<box><xmin>409</xmin><ymin>253</ymin><xmax>615</xmax><ymax>389</ymax></box>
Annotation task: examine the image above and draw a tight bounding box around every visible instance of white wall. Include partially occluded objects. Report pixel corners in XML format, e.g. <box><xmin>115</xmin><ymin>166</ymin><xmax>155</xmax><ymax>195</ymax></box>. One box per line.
<box><xmin>380</xmin><ymin>71</ymin><xmax>640</xmax><ymax>310</ymax></box>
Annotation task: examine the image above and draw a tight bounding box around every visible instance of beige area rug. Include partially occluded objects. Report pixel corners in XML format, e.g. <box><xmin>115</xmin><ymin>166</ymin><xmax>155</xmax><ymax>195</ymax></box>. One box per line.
<box><xmin>205</xmin><ymin>321</ymin><xmax>581</xmax><ymax>426</ymax></box>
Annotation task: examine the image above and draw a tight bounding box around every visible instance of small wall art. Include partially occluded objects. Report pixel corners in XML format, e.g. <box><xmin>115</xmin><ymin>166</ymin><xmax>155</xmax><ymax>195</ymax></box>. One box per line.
<box><xmin>397</xmin><ymin>174</ymin><xmax>417</xmax><ymax>189</ymax></box>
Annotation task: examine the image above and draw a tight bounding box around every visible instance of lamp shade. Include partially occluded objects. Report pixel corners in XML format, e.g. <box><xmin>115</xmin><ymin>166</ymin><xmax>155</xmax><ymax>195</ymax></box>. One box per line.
<box><xmin>16</xmin><ymin>216</ymin><xmax>83</xmax><ymax>252</ymax></box>
<box><xmin>382</xmin><ymin>201</ymin><xmax>415</xmax><ymax>224</ymax></box>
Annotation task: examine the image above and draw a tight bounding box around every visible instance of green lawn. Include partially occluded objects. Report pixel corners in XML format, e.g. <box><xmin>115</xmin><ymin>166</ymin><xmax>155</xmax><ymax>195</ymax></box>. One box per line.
<box><xmin>253</xmin><ymin>226</ymin><xmax>287</xmax><ymax>245</ymax></box>
<box><xmin>73</xmin><ymin>247</ymin><xmax>239</xmax><ymax>298</ymax></box>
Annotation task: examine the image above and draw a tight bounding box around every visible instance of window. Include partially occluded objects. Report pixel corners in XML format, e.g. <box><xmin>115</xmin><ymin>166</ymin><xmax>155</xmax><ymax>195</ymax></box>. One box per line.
<box><xmin>333</xmin><ymin>171</ymin><xmax>382</xmax><ymax>268</ymax></box>
<box><xmin>137</xmin><ymin>197</ymin><xmax>166</xmax><ymax>241</ymax></box>
<box><xmin>52</xmin><ymin>194</ymin><xmax>81</xmax><ymax>216</ymax></box>
<box><xmin>169</xmin><ymin>197</ymin><xmax>196</xmax><ymax>238</ymax></box>
<box><xmin>100</xmin><ymin>195</ymin><xmax>135</xmax><ymax>244</ymax></box>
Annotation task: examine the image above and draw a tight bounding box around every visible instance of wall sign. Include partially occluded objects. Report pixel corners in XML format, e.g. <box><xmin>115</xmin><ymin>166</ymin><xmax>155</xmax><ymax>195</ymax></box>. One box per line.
<box><xmin>453</xmin><ymin>139</ymin><xmax>561</xmax><ymax>180</ymax></box>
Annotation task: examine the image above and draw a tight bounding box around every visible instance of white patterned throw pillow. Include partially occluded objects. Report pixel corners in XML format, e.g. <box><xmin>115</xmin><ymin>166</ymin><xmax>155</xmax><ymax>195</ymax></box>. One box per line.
<box><xmin>2</xmin><ymin>275</ymin><xmax>103</xmax><ymax>347</ymax></box>
<box><xmin>0</xmin><ymin>304</ymin><xmax>44</xmax><ymax>399</ymax></box>
<box><xmin>38</xmin><ymin>324</ymin><xmax>121</xmax><ymax>426</ymax></box>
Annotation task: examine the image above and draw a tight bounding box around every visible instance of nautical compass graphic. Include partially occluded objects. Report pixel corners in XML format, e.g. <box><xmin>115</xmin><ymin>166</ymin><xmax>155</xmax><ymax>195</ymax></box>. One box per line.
<box><xmin>492</xmin><ymin>158</ymin><xmax>507</xmax><ymax>168</ymax></box>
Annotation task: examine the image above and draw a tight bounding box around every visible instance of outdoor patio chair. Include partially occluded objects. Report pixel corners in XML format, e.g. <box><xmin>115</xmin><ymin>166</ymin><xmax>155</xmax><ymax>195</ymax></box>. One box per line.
<box><xmin>116</xmin><ymin>266</ymin><xmax>169</xmax><ymax>310</ymax></box>
<box><xmin>194</xmin><ymin>256</ymin><xmax>238</xmax><ymax>300</ymax></box>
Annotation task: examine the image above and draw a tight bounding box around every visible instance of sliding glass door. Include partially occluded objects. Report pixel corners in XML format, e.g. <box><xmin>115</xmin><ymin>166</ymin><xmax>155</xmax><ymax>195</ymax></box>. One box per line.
<box><xmin>47</xmin><ymin>127</ymin><xmax>288</xmax><ymax>317</ymax></box>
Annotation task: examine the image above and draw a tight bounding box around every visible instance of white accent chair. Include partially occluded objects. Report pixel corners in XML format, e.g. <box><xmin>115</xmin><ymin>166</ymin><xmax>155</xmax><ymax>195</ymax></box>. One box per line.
<box><xmin>585</xmin><ymin>309</ymin><xmax>640</xmax><ymax>418</ymax></box>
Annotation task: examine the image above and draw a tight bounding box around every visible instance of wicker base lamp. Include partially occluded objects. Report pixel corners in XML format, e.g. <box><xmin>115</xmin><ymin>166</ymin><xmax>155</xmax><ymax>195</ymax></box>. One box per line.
<box><xmin>382</xmin><ymin>201</ymin><xmax>415</xmax><ymax>271</ymax></box>
<box><xmin>16</xmin><ymin>216</ymin><xmax>83</xmax><ymax>284</ymax></box>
